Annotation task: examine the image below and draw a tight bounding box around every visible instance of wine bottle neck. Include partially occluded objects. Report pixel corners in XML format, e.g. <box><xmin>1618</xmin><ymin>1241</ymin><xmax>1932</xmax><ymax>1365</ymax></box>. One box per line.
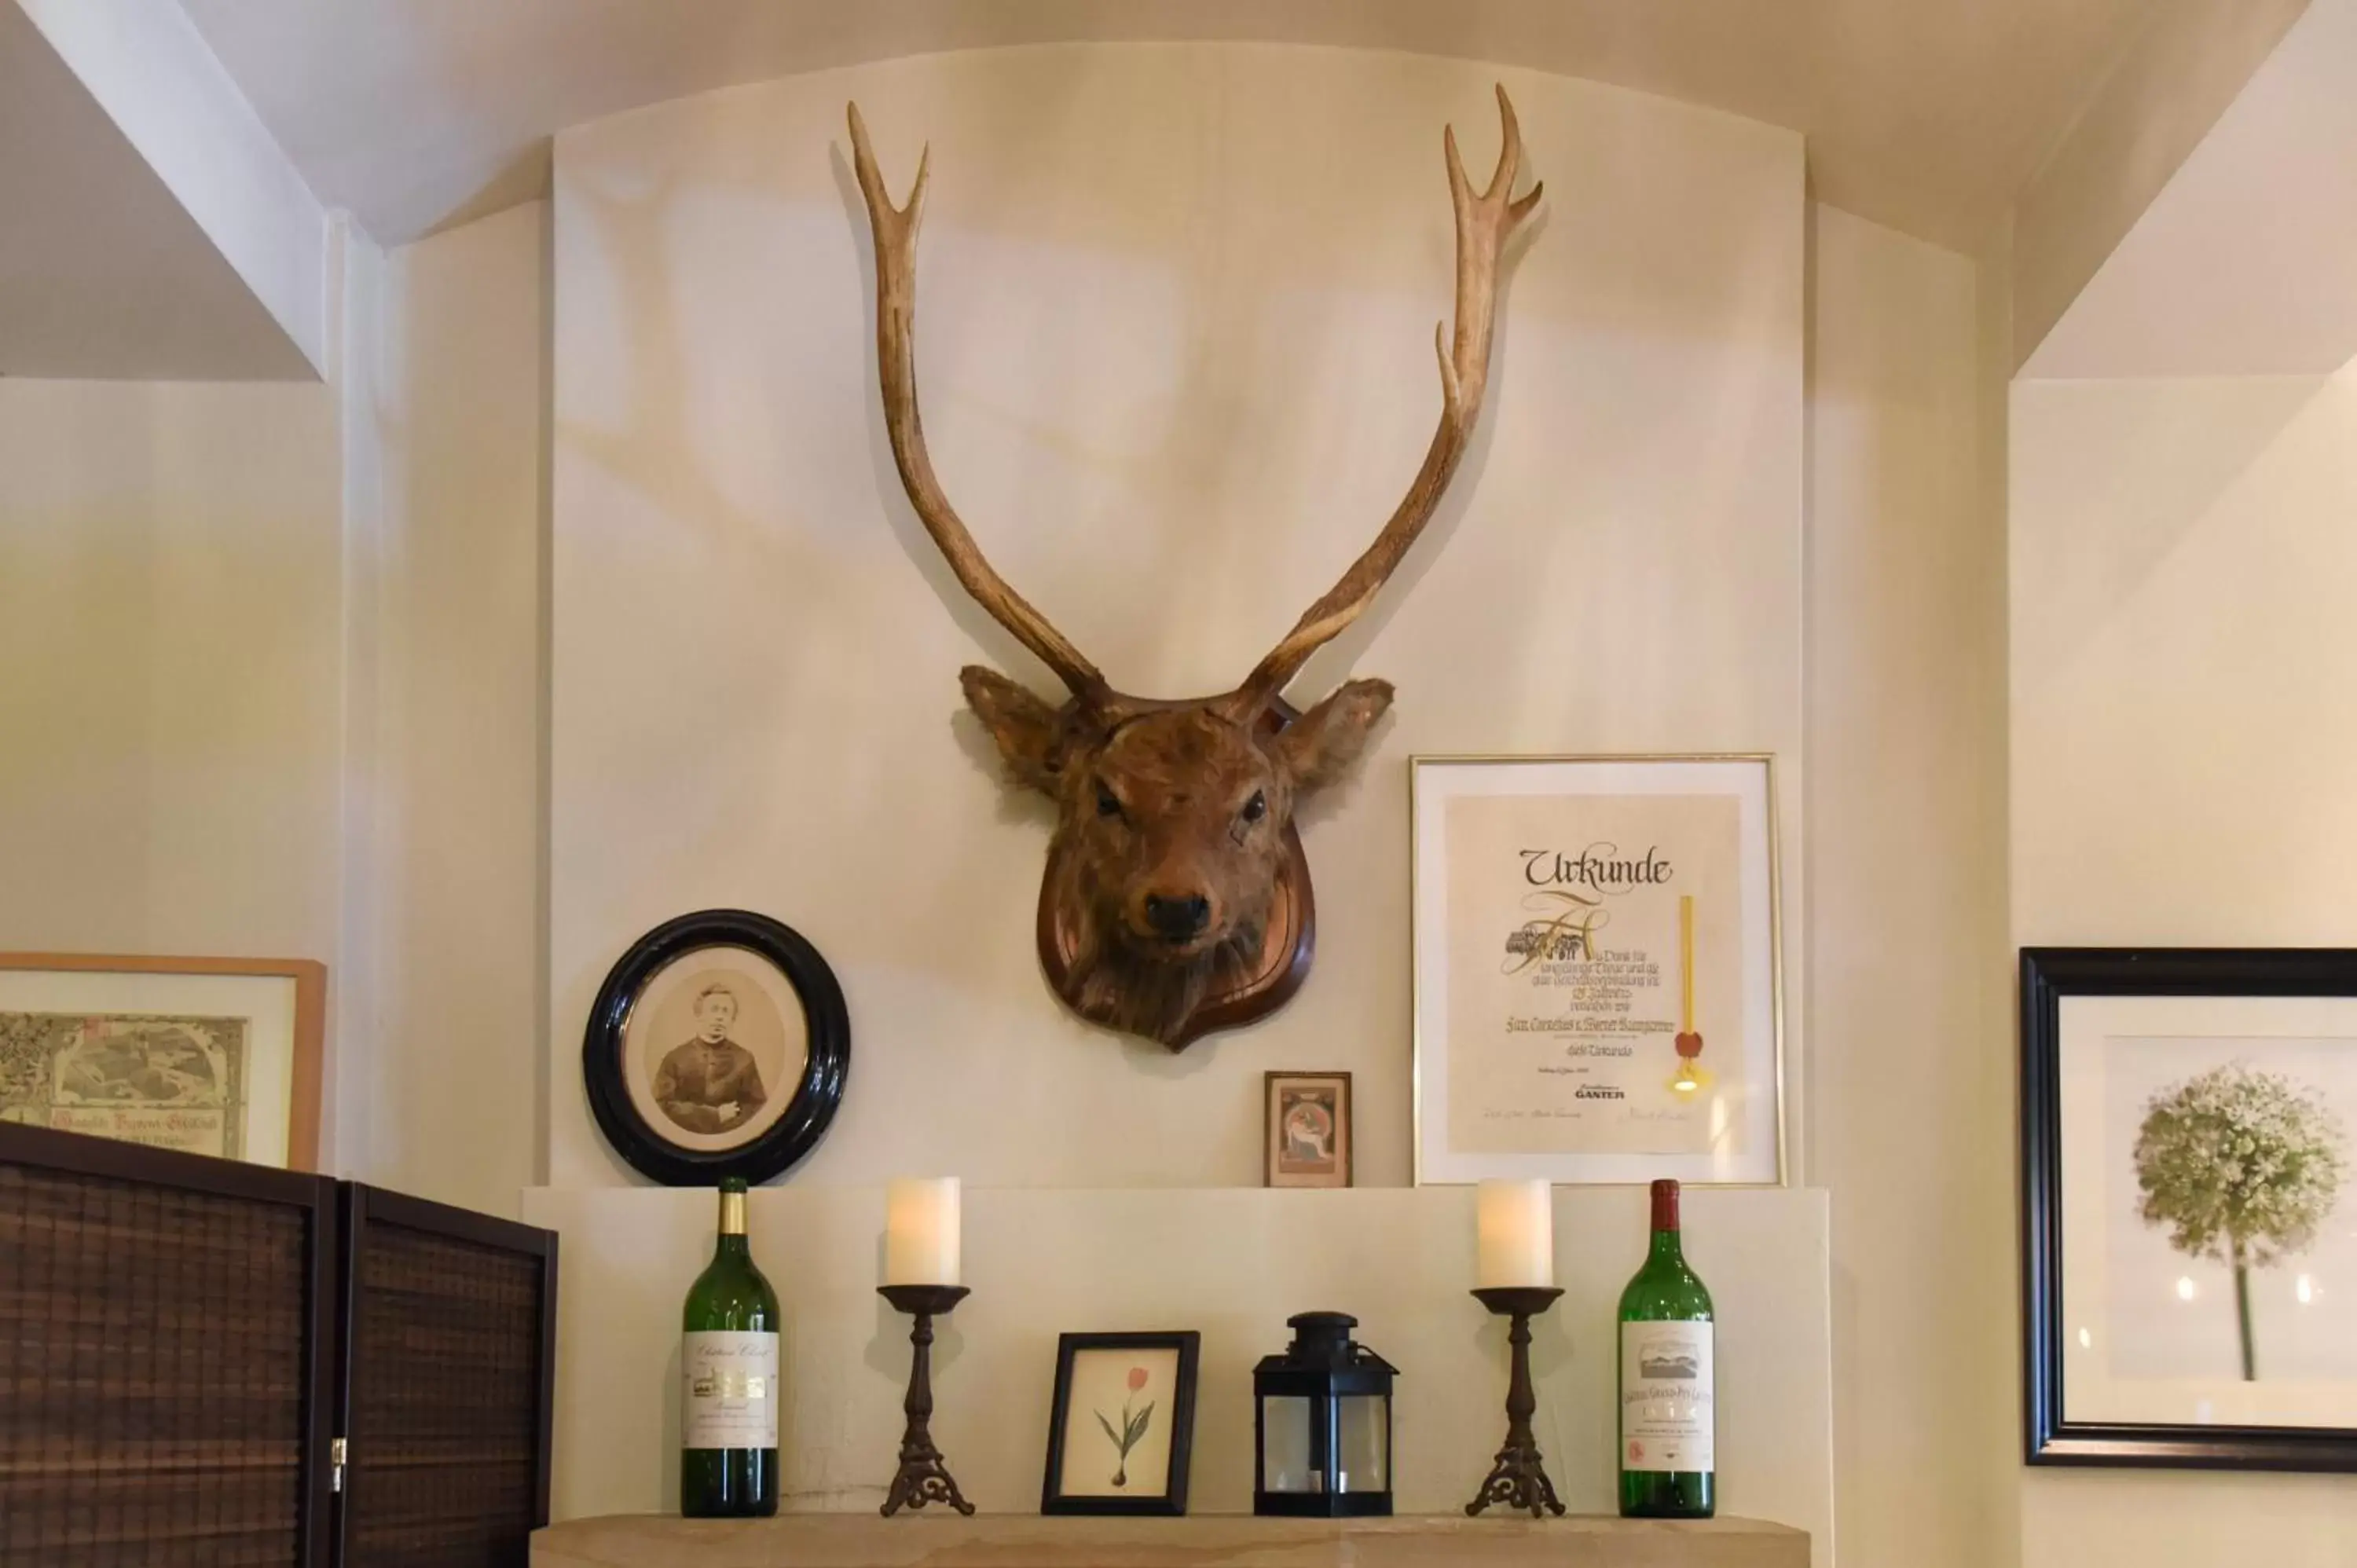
<box><xmin>713</xmin><ymin>1233</ymin><xmax>750</xmax><ymax>1261</ymax></box>
<box><xmin>1648</xmin><ymin>1226</ymin><xmax>1686</xmax><ymax>1268</ymax></box>
<box><xmin>717</xmin><ymin>1186</ymin><xmax>748</xmax><ymax>1249</ymax></box>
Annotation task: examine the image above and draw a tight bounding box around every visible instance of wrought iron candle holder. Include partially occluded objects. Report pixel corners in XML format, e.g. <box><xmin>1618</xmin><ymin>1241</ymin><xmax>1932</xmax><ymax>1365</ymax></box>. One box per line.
<box><xmin>878</xmin><ymin>1284</ymin><xmax>976</xmax><ymax>1517</ymax></box>
<box><xmin>1464</xmin><ymin>1285</ymin><xmax>1567</xmax><ymax>1518</ymax></box>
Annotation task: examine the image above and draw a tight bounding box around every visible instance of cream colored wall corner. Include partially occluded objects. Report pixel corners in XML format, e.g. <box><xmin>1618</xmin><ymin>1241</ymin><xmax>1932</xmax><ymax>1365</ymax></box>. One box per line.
<box><xmin>545</xmin><ymin>41</ymin><xmax>1807</xmax><ymax>1190</ymax></box>
<box><xmin>339</xmin><ymin>202</ymin><xmax>550</xmax><ymax>1214</ymax></box>
<box><xmin>1805</xmin><ymin>207</ymin><xmax>2012</xmax><ymax>1568</ymax></box>
<box><xmin>2010</xmin><ymin>362</ymin><xmax>2357</xmax><ymax>1566</ymax></box>
<box><xmin>0</xmin><ymin>200</ymin><xmax>547</xmax><ymax>1221</ymax></box>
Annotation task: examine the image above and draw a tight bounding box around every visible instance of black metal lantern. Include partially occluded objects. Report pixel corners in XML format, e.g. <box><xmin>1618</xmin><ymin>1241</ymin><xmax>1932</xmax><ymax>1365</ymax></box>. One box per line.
<box><xmin>1252</xmin><ymin>1311</ymin><xmax>1397</xmax><ymax>1517</ymax></box>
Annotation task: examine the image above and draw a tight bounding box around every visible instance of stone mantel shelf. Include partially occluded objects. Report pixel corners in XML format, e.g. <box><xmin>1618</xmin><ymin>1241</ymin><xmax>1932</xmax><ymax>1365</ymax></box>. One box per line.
<box><xmin>532</xmin><ymin>1513</ymin><xmax>1809</xmax><ymax>1567</ymax></box>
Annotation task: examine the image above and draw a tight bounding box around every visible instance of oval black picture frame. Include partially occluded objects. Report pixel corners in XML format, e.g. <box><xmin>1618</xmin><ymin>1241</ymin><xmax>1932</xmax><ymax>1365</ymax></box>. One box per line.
<box><xmin>583</xmin><ymin>908</ymin><xmax>850</xmax><ymax>1185</ymax></box>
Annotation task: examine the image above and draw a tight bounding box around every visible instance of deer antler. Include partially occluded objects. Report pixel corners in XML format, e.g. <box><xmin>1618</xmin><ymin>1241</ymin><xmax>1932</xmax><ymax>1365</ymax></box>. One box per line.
<box><xmin>849</xmin><ymin>102</ymin><xmax>1109</xmax><ymax>700</ymax></box>
<box><xmin>1227</xmin><ymin>85</ymin><xmax>1541</xmax><ymax>713</ymax></box>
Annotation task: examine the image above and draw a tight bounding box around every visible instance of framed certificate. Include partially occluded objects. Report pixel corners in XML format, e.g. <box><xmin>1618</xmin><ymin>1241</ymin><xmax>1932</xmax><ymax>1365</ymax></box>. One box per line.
<box><xmin>1410</xmin><ymin>755</ymin><xmax>1784</xmax><ymax>1186</ymax></box>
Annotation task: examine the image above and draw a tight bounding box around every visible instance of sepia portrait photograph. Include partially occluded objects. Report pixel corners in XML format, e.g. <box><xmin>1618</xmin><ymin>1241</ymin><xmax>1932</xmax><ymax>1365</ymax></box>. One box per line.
<box><xmin>581</xmin><ymin>910</ymin><xmax>851</xmax><ymax>1186</ymax></box>
<box><xmin>621</xmin><ymin>946</ymin><xmax>808</xmax><ymax>1153</ymax></box>
<box><xmin>1264</xmin><ymin>1071</ymin><xmax>1352</xmax><ymax>1188</ymax></box>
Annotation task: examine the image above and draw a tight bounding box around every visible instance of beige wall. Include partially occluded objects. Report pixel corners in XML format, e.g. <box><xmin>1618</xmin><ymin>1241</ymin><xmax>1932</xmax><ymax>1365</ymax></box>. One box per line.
<box><xmin>0</xmin><ymin>378</ymin><xmax>345</xmax><ymax>963</ymax></box>
<box><xmin>343</xmin><ymin>202</ymin><xmax>549</xmax><ymax>1214</ymax></box>
<box><xmin>0</xmin><ymin>203</ymin><xmax>546</xmax><ymax>1218</ymax></box>
<box><xmin>547</xmin><ymin>41</ymin><xmax>1807</xmax><ymax>1189</ymax></box>
<box><xmin>1805</xmin><ymin>207</ymin><xmax>2012</xmax><ymax>1568</ymax></box>
<box><xmin>2011</xmin><ymin>362</ymin><xmax>2357</xmax><ymax>1565</ymax></box>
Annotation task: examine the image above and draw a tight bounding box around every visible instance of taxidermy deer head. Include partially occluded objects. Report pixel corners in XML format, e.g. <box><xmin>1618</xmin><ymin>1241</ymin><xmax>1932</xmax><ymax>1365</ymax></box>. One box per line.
<box><xmin>849</xmin><ymin>88</ymin><xmax>1540</xmax><ymax>1049</ymax></box>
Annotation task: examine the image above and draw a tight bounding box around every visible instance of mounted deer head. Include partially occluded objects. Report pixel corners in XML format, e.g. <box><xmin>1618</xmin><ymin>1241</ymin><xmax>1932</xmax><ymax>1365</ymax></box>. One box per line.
<box><xmin>849</xmin><ymin>89</ymin><xmax>1541</xmax><ymax>1048</ymax></box>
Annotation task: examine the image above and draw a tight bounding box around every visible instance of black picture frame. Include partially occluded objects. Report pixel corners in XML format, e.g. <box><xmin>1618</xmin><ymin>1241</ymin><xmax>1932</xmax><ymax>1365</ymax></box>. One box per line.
<box><xmin>1040</xmin><ymin>1331</ymin><xmax>1202</xmax><ymax>1515</ymax></box>
<box><xmin>2022</xmin><ymin>947</ymin><xmax>2357</xmax><ymax>1472</ymax></box>
<box><xmin>583</xmin><ymin>908</ymin><xmax>850</xmax><ymax>1186</ymax></box>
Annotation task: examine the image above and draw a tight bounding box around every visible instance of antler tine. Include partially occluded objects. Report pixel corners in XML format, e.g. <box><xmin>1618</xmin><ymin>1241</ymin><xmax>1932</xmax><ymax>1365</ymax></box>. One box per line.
<box><xmin>1228</xmin><ymin>85</ymin><xmax>1541</xmax><ymax>713</ymax></box>
<box><xmin>848</xmin><ymin>103</ymin><xmax>1109</xmax><ymax>700</ymax></box>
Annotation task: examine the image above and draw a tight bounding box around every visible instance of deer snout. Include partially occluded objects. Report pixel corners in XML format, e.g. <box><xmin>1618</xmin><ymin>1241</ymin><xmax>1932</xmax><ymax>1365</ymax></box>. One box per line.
<box><xmin>1142</xmin><ymin>891</ymin><xmax>1213</xmax><ymax>943</ymax></box>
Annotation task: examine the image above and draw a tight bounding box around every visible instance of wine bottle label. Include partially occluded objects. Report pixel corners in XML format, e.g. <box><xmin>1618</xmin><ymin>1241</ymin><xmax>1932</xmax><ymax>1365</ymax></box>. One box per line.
<box><xmin>682</xmin><ymin>1331</ymin><xmax>779</xmax><ymax>1449</ymax></box>
<box><xmin>1620</xmin><ymin>1321</ymin><xmax>1714</xmax><ymax>1473</ymax></box>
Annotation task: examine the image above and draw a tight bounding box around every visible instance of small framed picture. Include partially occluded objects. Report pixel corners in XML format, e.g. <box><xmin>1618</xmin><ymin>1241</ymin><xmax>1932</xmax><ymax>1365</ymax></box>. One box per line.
<box><xmin>1040</xmin><ymin>1331</ymin><xmax>1201</xmax><ymax>1515</ymax></box>
<box><xmin>581</xmin><ymin>909</ymin><xmax>850</xmax><ymax>1185</ymax></box>
<box><xmin>0</xmin><ymin>953</ymin><xmax>325</xmax><ymax>1170</ymax></box>
<box><xmin>1265</xmin><ymin>1071</ymin><xmax>1353</xmax><ymax>1188</ymax></box>
<box><xmin>2024</xmin><ymin>948</ymin><xmax>2357</xmax><ymax>1471</ymax></box>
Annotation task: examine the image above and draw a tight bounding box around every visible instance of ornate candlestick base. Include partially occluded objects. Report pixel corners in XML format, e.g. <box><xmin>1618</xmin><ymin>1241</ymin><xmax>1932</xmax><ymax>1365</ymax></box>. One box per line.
<box><xmin>1464</xmin><ymin>1285</ymin><xmax>1568</xmax><ymax>1519</ymax></box>
<box><xmin>878</xmin><ymin>1284</ymin><xmax>977</xmax><ymax>1517</ymax></box>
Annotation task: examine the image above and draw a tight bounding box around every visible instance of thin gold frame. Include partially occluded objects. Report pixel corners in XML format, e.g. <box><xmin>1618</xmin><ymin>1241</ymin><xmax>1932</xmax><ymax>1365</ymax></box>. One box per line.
<box><xmin>1406</xmin><ymin>753</ymin><xmax>1787</xmax><ymax>1188</ymax></box>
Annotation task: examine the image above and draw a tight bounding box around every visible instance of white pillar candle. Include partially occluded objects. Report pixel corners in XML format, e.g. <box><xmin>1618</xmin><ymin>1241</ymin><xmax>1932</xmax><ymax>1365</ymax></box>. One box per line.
<box><xmin>884</xmin><ymin>1177</ymin><xmax>961</xmax><ymax>1286</ymax></box>
<box><xmin>1475</xmin><ymin>1178</ymin><xmax>1555</xmax><ymax>1289</ymax></box>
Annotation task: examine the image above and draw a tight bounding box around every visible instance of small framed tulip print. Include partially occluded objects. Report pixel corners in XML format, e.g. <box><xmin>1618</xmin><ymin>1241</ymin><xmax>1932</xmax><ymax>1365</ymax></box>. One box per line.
<box><xmin>1040</xmin><ymin>1332</ymin><xmax>1201</xmax><ymax>1515</ymax></box>
<box><xmin>2023</xmin><ymin>949</ymin><xmax>2357</xmax><ymax>1471</ymax></box>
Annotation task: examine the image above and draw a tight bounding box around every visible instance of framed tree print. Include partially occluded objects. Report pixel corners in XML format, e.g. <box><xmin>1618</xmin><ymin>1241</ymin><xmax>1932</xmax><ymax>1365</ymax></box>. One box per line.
<box><xmin>2023</xmin><ymin>948</ymin><xmax>2357</xmax><ymax>1471</ymax></box>
<box><xmin>1409</xmin><ymin>756</ymin><xmax>1783</xmax><ymax>1186</ymax></box>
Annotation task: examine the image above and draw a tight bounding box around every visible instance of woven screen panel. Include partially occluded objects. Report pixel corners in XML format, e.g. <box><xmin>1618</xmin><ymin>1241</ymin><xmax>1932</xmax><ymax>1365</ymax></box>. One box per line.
<box><xmin>344</xmin><ymin>1221</ymin><xmax>543</xmax><ymax>1568</ymax></box>
<box><xmin>0</xmin><ymin>1162</ymin><xmax>308</xmax><ymax>1568</ymax></box>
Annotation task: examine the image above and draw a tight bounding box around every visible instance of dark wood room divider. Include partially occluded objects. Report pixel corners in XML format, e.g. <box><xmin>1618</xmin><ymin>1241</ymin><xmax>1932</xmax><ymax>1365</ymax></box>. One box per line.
<box><xmin>0</xmin><ymin>1123</ymin><xmax>556</xmax><ymax>1568</ymax></box>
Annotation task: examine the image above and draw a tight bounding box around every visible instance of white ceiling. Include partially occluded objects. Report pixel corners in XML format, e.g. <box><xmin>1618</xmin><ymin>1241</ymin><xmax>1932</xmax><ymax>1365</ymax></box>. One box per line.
<box><xmin>177</xmin><ymin>0</ymin><xmax>2151</xmax><ymax>253</ymax></box>
<box><xmin>2023</xmin><ymin>0</ymin><xmax>2357</xmax><ymax>378</ymax></box>
<box><xmin>0</xmin><ymin>2</ymin><xmax>310</xmax><ymax>379</ymax></box>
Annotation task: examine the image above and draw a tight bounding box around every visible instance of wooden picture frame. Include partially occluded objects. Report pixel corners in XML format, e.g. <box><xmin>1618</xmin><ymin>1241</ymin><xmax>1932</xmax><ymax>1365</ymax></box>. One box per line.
<box><xmin>1264</xmin><ymin>1071</ymin><xmax>1353</xmax><ymax>1188</ymax></box>
<box><xmin>2023</xmin><ymin>947</ymin><xmax>2357</xmax><ymax>1471</ymax></box>
<box><xmin>0</xmin><ymin>953</ymin><xmax>325</xmax><ymax>1171</ymax></box>
<box><xmin>1040</xmin><ymin>1331</ymin><xmax>1201</xmax><ymax>1516</ymax></box>
<box><xmin>581</xmin><ymin>909</ymin><xmax>850</xmax><ymax>1185</ymax></box>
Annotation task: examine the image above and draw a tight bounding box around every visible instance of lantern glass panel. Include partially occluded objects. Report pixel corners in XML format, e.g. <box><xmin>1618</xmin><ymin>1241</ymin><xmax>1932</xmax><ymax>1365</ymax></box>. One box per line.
<box><xmin>1260</xmin><ymin>1395</ymin><xmax>1314</xmax><ymax>1493</ymax></box>
<box><xmin>1336</xmin><ymin>1394</ymin><xmax>1387</xmax><ymax>1493</ymax></box>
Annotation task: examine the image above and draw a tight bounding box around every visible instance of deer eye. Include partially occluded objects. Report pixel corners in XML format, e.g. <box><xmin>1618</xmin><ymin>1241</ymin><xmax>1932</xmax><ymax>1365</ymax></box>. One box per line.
<box><xmin>1241</xmin><ymin>790</ymin><xmax>1267</xmax><ymax>824</ymax></box>
<box><xmin>1095</xmin><ymin>782</ymin><xmax>1124</xmax><ymax>819</ymax></box>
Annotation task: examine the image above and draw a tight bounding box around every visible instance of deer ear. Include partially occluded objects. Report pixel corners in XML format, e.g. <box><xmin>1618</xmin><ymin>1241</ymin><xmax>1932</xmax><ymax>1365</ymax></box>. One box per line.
<box><xmin>961</xmin><ymin>666</ymin><xmax>1070</xmax><ymax>794</ymax></box>
<box><xmin>1275</xmin><ymin>678</ymin><xmax>1395</xmax><ymax>794</ymax></box>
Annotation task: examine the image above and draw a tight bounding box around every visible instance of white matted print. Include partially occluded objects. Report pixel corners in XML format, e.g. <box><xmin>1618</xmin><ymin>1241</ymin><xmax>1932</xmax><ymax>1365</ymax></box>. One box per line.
<box><xmin>0</xmin><ymin>956</ymin><xmax>323</xmax><ymax>1170</ymax></box>
<box><xmin>2058</xmin><ymin>992</ymin><xmax>2357</xmax><ymax>1428</ymax></box>
<box><xmin>1412</xmin><ymin>757</ymin><xmax>1783</xmax><ymax>1186</ymax></box>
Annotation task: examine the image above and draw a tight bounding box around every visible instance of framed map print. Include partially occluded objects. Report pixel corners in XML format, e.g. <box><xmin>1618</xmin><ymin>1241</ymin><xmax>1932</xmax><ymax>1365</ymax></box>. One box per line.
<box><xmin>2023</xmin><ymin>948</ymin><xmax>2357</xmax><ymax>1471</ymax></box>
<box><xmin>1410</xmin><ymin>756</ymin><xmax>1783</xmax><ymax>1186</ymax></box>
<box><xmin>0</xmin><ymin>954</ymin><xmax>324</xmax><ymax>1170</ymax></box>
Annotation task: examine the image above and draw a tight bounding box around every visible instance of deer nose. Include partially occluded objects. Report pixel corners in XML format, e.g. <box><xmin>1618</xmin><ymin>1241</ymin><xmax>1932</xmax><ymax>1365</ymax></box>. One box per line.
<box><xmin>1144</xmin><ymin>893</ymin><xmax>1211</xmax><ymax>940</ymax></box>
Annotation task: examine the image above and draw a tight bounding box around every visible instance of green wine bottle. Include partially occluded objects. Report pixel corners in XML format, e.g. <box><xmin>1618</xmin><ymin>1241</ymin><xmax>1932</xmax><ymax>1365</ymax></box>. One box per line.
<box><xmin>681</xmin><ymin>1177</ymin><xmax>779</xmax><ymax>1518</ymax></box>
<box><xmin>1618</xmin><ymin>1178</ymin><xmax>1715</xmax><ymax>1519</ymax></box>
